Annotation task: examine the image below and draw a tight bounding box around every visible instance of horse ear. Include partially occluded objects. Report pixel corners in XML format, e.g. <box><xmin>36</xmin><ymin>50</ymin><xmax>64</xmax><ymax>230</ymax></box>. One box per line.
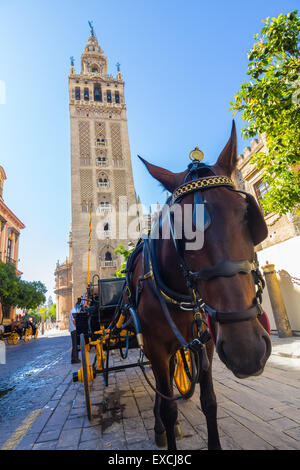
<box><xmin>215</xmin><ymin>120</ymin><xmax>237</xmax><ymax>176</ymax></box>
<box><xmin>138</xmin><ymin>156</ymin><xmax>181</xmax><ymax>192</ymax></box>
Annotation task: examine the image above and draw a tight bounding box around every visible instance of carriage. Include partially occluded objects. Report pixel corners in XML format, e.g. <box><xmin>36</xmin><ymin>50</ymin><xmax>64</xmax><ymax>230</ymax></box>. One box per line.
<box><xmin>73</xmin><ymin>271</ymin><xmax>197</xmax><ymax>421</ymax></box>
<box><xmin>0</xmin><ymin>318</ymin><xmax>38</xmax><ymax>345</ymax></box>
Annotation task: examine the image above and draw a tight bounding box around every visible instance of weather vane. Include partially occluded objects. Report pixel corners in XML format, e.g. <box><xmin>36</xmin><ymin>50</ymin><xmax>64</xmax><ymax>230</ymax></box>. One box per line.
<box><xmin>88</xmin><ymin>20</ymin><xmax>95</xmax><ymax>37</ymax></box>
<box><xmin>189</xmin><ymin>147</ymin><xmax>204</xmax><ymax>162</ymax></box>
<box><xmin>70</xmin><ymin>56</ymin><xmax>74</xmax><ymax>67</ymax></box>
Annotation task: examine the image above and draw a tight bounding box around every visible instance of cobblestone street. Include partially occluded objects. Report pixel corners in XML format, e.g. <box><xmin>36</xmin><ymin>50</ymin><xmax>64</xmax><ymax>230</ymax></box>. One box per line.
<box><xmin>0</xmin><ymin>332</ymin><xmax>300</xmax><ymax>451</ymax></box>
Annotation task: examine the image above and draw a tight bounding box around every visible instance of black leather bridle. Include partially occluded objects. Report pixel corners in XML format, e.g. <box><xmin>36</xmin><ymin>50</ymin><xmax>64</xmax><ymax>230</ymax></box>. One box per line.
<box><xmin>144</xmin><ymin>162</ymin><xmax>266</xmax><ymax>327</ymax></box>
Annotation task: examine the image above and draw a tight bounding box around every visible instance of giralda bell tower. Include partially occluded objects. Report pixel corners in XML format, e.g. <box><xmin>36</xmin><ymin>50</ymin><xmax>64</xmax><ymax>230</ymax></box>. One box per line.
<box><xmin>68</xmin><ymin>24</ymin><xmax>138</xmax><ymax>302</ymax></box>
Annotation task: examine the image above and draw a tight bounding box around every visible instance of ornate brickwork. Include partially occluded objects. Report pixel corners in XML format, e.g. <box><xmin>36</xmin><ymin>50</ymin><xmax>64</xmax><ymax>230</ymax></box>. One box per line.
<box><xmin>79</xmin><ymin>121</ymin><xmax>90</xmax><ymax>159</ymax></box>
<box><xmin>110</xmin><ymin>123</ymin><xmax>123</xmax><ymax>165</ymax></box>
<box><xmin>95</xmin><ymin>121</ymin><xmax>106</xmax><ymax>139</ymax></box>
<box><xmin>80</xmin><ymin>169</ymin><xmax>93</xmax><ymax>201</ymax></box>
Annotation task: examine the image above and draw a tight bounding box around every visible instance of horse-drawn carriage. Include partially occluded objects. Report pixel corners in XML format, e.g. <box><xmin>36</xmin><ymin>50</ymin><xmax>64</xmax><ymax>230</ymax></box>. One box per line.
<box><xmin>73</xmin><ymin>271</ymin><xmax>197</xmax><ymax>421</ymax></box>
<box><xmin>0</xmin><ymin>317</ymin><xmax>38</xmax><ymax>345</ymax></box>
<box><xmin>73</xmin><ymin>123</ymin><xmax>271</xmax><ymax>450</ymax></box>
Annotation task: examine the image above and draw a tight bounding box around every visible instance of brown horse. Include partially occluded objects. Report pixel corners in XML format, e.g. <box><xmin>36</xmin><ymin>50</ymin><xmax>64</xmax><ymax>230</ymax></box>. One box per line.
<box><xmin>126</xmin><ymin>121</ymin><xmax>271</xmax><ymax>450</ymax></box>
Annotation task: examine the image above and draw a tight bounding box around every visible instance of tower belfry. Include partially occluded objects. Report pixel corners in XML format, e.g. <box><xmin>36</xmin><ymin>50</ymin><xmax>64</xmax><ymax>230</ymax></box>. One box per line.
<box><xmin>68</xmin><ymin>26</ymin><xmax>138</xmax><ymax>302</ymax></box>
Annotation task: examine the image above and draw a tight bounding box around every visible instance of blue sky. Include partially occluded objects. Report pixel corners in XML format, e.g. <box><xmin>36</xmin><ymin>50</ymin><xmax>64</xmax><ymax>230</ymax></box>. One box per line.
<box><xmin>0</xmin><ymin>0</ymin><xmax>298</xmax><ymax>300</ymax></box>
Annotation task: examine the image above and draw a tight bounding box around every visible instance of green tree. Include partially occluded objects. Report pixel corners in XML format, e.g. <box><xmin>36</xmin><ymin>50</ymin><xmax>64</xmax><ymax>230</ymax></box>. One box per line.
<box><xmin>0</xmin><ymin>261</ymin><xmax>47</xmax><ymax>316</ymax></box>
<box><xmin>230</xmin><ymin>11</ymin><xmax>300</xmax><ymax>214</ymax></box>
<box><xmin>16</xmin><ymin>280</ymin><xmax>47</xmax><ymax>310</ymax></box>
<box><xmin>113</xmin><ymin>244</ymin><xmax>134</xmax><ymax>278</ymax></box>
<box><xmin>48</xmin><ymin>303</ymin><xmax>56</xmax><ymax>321</ymax></box>
<box><xmin>0</xmin><ymin>261</ymin><xmax>19</xmax><ymax>313</ymax></box>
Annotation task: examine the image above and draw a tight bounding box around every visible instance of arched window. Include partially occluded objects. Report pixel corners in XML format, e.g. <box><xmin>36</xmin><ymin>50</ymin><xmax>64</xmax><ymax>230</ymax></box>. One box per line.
<box><xmin>104</xmin><ymin>223</ymin><xmax>109</xmax><ymax>231</ymax></box>
<box><xmin>84</xmin><ymin>88</ymin><xmax>89</xmax><ymax>100</ymax></box>
<box><xmin>91</xmin><ymin>64</ymin><xmax>99</xmax><ymax>73</ymax></box>
<box><xmin>94</xmin><ymin>84</ymin><xmax>102</xmax><ymax>102</ymax></box>
<box><xmin>96</xmin><ymin>156</ymin><xmax>108</xmax><ymax>166</ymax></box>
<box><xmin>97</xmin><ymin>173</ymin><xmax>109</xmax><ymax>188</ymax></box>
<box><xmin>105</xmin><ymin>251</ymin><xmax>112</xmax><ymax>261</ymax></box>
<box><xmin>75</xmin><ymin>87</ymin><xmax>81</xmax><ymax>100</ymax></box>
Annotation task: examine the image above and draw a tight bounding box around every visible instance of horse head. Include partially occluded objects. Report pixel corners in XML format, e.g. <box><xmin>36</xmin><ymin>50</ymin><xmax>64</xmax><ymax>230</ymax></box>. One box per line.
<box><xmin>139</xmin><ymin>121</ymin><xmax>271</xmax><ymax>379</ymax></box>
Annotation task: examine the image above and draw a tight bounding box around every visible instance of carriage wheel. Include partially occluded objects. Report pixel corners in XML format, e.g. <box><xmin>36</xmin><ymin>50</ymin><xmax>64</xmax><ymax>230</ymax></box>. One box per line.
<box><xmin>80</xmin><ymin>333</ymin><xmax>93</xmax><ymax>421</ymax></box>
<box><xmin>24</xmin><ymin>329</ymin><xmax>30</xmax><ymax>342</ymax></box>
<box><xmin>34</xmin><ymin>329</ymin><xmax>38</xmax><ymax>339</ymax></box>
<box><xmin>12</xmin><ymin>333</ymin><xmax>19</xmax><ymax>345</ymax></box>
<box><xmin>7</xmin><ymin>334</ymin><xmax>13</xmax><ymax>345</ymax></box>
<box><xmin>174</xmin><ymin>348</ymin><xmax>196</xmax><ymax>399</ymax></box>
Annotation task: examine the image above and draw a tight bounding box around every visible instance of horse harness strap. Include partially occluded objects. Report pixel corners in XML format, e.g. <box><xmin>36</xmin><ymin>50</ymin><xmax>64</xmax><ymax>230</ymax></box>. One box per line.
<box><xmin>141</xmin><ymin>171</ymin><xmax>266</xmax><ymax>326</ymax></box>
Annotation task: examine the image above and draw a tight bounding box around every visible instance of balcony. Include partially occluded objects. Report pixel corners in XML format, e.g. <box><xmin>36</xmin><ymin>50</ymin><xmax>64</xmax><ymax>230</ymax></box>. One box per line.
<box><xmin>96</xmin><ymin>159</ymin><xmax>108</xmax><ymax>167</ymax></box>
<box><xmin>6</xmin><ymin>256</ymin><xmax>16</xmax><ymax>265</ymax></box>
<box><xmin>99</xmin><ymin>231</ymin><xmax>111</xmax><ymax>239</ymax></box>
<box><xmin>98</xmin><ymin>204</ymin><xmax>112</xmax><ymax>213</ymax></box>
<box><xmin>97</xmin><ymin>181</ymin><xmax>110</xmax><ymax>189</ymax></box>
<box><xmin>95</xmin><ymin>139</ymin><xmax>107</xmax><ymax>147</ymax></box>
<box><xmin>100</xmin><ymin>260</ymin><xmax>116</xmax><ymax>268</ymax></box>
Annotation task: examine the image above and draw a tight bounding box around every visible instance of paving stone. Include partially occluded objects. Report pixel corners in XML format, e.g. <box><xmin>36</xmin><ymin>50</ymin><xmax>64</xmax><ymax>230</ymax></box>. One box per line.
<box><xmin>32</xmin><ymin>440</ymin><xmax>58</xmax><ymax>450</ymax></box>
<box><xmin>37</xmin><ymin>427</ymin><xmax>62</xmax><ymax>443</ymax></box>
<box><xmin>283</xmin><ymin>427</ymin><xmax>300</xmax><ymax>440</ymax></box>
<box><xmin>81</xmin><ymin>426</ymin><xmax>102</xmax><ymax>442</ymax></box>
<box><xmin>221</xmin><ymin>400</ymin><xmax>299</xmax><ymax>450</ymax></box>
<box><xmin>83</xmin><ymin>416</ymin><xmax>102</xmax><ymax>427</ymax></box>
<box><xmin>121</xmin><ymin>397</ymin><xmax>140</xmax><ymax>419</ymax></box>
<box><xmin>57</xmin><ymin>428</ymin><xmax>82</xmax><ymax>448</ymax></box>
<box><xmin>219</xmin><ymin>416</ymin><xmax>273</xmax><ymax>450</ymax></box>
<box><xmin>102</xmin><ymin>438</ymin><xmax>128</xmax><ymax>450</ymax></box>
<box><xmin>26</xmin><ymin>409</ymin><xmax>53</xmax><ymax>434</ymax></box>
<box><xmin>63</xmin><ymin>416</ymin><xmax>85</xmax><ymax>430</ymax></box>
<box><xmin>268</xmin><ymin>416</ymin><xmax>299</xmax><ymax>431</ymax></box>
<box><xmin>177</xmin><ymin>434</ymin><xmax>206</xmax><ymax>450</ymax></box>
<box><xmin>16</xmin><ymin>432</ymin><xmax>39</xmax><ymax>450</ymax></box>
<box><xmin>127</xmin><ymin>439</ymin><xmax>158</xmax><ymax>450</ymax></box>
<box><xmin>274</xmin><ymin>405</ymin><xmax>300</xmax><ymax>424</ymax></box>
<box><xmin>124</xmin><ymin>417</ymin><xmax>148</xmax><ymax>444</ymax></box>
<box><xmin>78</xmin><ymin>438</ymin><xmax>104</xmax><ymax>450</ymax></box>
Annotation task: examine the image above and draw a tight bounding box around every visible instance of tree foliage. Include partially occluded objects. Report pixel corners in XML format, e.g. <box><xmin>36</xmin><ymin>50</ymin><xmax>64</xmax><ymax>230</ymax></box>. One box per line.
<box><xmin>113</xmin><ymin>244</ymin><xmax>134</xmax><ymax>278</ymax></box>
<box><xmin>28</xmin><ymin>304</ymin><xmax>56</xmax><ymax>323</ymax></box>
<box><xmin>230</xmin><ymin>11</ymin><xmax>300</xmax><ymax>214</ymax></box>
<box><xmin>0</xmin><ymin>261</ymin><xmax>47</xmax><ymax>312</ymax></box>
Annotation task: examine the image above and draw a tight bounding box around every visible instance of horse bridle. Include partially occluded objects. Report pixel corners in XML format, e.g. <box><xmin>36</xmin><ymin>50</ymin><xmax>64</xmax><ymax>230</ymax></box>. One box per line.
<box><xmin>146</xmin><ymin>164</ymin><xmax>266</xmax><ymax>328</ymax></box>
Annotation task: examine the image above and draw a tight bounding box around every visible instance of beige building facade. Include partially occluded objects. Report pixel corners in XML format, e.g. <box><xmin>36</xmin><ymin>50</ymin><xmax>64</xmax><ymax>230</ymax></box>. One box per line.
<box><xmin>54</xmin><ymin>232</ymin><xmax>73</xmax><ymax>329</ymax></box>
<box><xmin>0</xmin><ymin>165</ymin><xmax>25</xmax><ymax>323</ymax></box>
<box><xmin>233</xmin><ymin>138</ymin><xmax>300</xmax><ymax>332</ymax></box>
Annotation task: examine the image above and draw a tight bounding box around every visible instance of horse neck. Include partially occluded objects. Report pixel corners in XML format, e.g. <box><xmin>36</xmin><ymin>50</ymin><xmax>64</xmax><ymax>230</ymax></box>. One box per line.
<box><xmin>154</xmin><ymin>236</ymin><xmax>190</xmax><ymax>296</ymax></box>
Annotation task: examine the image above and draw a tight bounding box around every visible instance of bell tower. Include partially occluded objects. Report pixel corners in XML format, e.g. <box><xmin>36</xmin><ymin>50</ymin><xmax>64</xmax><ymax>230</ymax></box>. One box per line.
<box><xmin>68</xmin><ymin>24</ymin><xmax>139</xmax><ymax>302</ymax></box>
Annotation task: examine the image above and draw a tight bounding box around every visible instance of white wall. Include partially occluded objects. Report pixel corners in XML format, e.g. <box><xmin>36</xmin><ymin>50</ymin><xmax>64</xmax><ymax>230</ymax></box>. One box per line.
<box><xmin>257</xmin><ymin>236</ymin><xmax>300</xmax><ymax>331</ymax></box>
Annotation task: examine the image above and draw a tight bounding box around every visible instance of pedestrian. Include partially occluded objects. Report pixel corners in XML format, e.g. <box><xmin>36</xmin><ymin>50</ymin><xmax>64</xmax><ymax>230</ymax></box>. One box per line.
<box><xmin>69</xmin><ymin>298</ymin><xmax>81</xmax><ymax>364</ymax></box>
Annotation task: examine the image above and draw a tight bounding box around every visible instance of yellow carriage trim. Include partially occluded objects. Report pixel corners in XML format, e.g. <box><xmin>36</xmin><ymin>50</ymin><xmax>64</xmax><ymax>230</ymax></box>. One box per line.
<box><xmin>174</xmin><ymin>349</ymin><xmax>193</xmax><ymax>395</ymax></box>
<box><xmin>78</xmin><ymin>343</ymin><xmax>94</xmax><ymax>383</ymax></box>
<box><xmin>12</xmin><ymin>333</ymin><xmax>19</xmax><ymax>345</ymax></box>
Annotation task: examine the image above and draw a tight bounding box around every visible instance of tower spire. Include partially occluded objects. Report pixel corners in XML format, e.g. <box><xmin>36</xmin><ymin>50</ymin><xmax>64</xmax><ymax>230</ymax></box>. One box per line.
<box><xmin>88</xmin><ymin>20</ymin><xmax>95</xmax><ymax>37</ymax></box>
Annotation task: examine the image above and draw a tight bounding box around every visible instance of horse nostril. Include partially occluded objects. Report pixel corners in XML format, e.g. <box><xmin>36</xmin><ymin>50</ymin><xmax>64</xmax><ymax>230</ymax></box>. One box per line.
<box><xmin>216</xmin><ymin>340</ymin><xmax>226</xmax><ymax>362</ymax></box>
<box><xmin>262</xmin><ymin>333</ymin><xmax>272</xmax><ymax>360</ymax></box>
